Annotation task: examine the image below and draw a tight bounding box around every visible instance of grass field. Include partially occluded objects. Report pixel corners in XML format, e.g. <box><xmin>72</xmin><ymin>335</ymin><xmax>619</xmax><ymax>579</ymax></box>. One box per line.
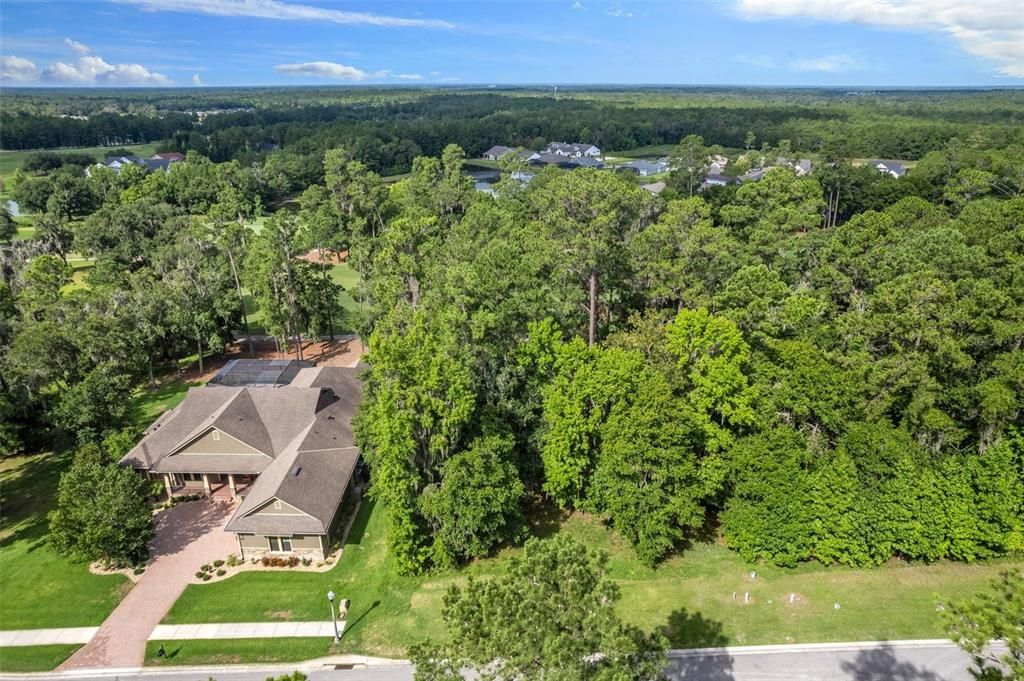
<box><xmin>0</xmin><ymin>143</ymin><xmax>161</xmax><ymax>179</ymax></box>
<box><xmin>0</xmin><ymin>645</ymin><xmax>83</xmax><ymax>672</ymax></box>
<box><xmin>162</xmin><ymin>497</ymin><xmax>1022</xmax><ymax>660</ymax></box>
<box><xmin>0</xmin><ymin>450</ymin><xmax>129</xmax><ymax>631</ymax></box>
<box><xmin>144</xmin><ymin>638</ymin><xmax>335</xmax><ymax>667</ymax></box>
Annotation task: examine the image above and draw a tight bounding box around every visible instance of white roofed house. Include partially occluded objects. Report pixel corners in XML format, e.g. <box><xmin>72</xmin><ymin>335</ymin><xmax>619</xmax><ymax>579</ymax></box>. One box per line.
<box><xmin>867</xmin><ymin>160</ymin><xmax>906</xmax><ymax>178</ymax></box>
<box><xmin>543</xmin><ymin>142</ymin><xmax>601</xmax><ymax>158</ymax></box>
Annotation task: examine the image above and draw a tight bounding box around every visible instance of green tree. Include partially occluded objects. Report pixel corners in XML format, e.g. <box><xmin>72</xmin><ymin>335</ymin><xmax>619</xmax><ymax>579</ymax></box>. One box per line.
<box><xmin>670</xmin><ymin>134</ymin><xmax>712</xmax><ymax>197</ymax></box>
<box><xmin>411</xmin><ymin>535</ymin><xmax>667</xmax><ymax>681</ymax></box>
<box><xmin>49</xmin><ymin>443</ymin><xmax>155</xmax><ymax>566</ymax></box>
<box><xmin>420</xmin><ymin>427</ymin><xmax>525</xmax><ymax>567</ymax></box>
<box><xmin>49</xmin><ymin>362</ymin><xmax>132</xmax><ymax>444</ymax></box>
<box><xmin>0</xmin><ymin>206</ymin><xmax>16</xmax><ymax>242</ymax></box>
<box><xmin>528</xmin><ymin>169</ymin><xmax>651</xmax><ymax>345</ymax></box>
<box><xmin>945</xmin><ymin>570</ymin><xmax>1024</xmax><ymax>681</ymax></box>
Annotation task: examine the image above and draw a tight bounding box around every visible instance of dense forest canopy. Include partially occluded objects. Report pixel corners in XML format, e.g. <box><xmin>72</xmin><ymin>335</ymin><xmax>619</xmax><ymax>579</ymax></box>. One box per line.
<box><xmin>3</xmin><ymin>87</ymin><xmax>1024</xmax><ymax>177</ymax></box>
<box><xmin>1</xmin><ymin>87</ymin><xmax>1022</xmax><ymax>576</ymax></box>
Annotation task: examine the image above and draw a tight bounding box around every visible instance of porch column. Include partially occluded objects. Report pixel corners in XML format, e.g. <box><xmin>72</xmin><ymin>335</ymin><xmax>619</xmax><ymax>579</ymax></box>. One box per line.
<box><xmin>228</xmin><ymin>473</ymin><xmax>237</xmax><ymax>499</ymax></box>
<box><xmin>202</xmin><ymin>473</ymin><xmax>211</xmax><ymax>495</ymax></box>
<box><xmin>163</xmin><ymin>473</ymin><xmax>173</xmax><ymax>499</ymax></box>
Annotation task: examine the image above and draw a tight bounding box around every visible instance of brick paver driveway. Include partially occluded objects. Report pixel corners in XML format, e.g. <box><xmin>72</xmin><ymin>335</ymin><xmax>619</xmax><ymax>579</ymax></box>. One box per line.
<box><xmin>60</xmin><ymin>499</ymin><xmax>238</xmax><ymax>670</ymax></box>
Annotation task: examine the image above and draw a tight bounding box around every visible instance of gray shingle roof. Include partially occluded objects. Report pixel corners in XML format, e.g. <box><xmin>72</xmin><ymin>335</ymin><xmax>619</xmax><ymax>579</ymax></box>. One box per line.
<box><xmin>483</xmin><ymin>145</ymin><xmax>514</xmax><ymax>158</ymax></box>
<box><xmin>123</xmin><ymin>366</ymin><xmax>364</xmax><ymax>537</ymax></box>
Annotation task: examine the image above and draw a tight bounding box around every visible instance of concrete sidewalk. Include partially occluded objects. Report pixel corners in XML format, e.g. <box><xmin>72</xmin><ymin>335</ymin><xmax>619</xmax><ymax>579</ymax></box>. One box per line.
<box><xmin>150</xmin><ymin>621</ymin><xmax>345</xmax><ymax>640</ymax></box>
<box><xmin>0</xmin><ymin>621</ymin><xmax>346</xmax><ymax>647</ymax></box>
<box><xmin>0</xmin><ymin>627</ymin><xmax>98</xmax><ymax>646</ymax></box>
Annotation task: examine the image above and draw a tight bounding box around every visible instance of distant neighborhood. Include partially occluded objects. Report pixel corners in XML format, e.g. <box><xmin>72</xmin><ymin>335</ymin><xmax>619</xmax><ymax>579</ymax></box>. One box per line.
<box><xmin>479</xmin><ymin>141</ymin><xmax>908</xmax><ymax>196</ymax></box>
<box><xmin>85</xmin><ymin>151</ymin><xmax>186</xmax><ymax>176</ymax></box>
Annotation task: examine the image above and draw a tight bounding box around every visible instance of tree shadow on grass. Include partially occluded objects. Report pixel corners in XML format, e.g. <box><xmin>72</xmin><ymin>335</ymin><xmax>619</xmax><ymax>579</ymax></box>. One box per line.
<box><xmin>524</xmin><ymin>496</ymin><xmax>567</xmax><ymax>540</ymax></box>
<box><xmin>662</xmin><ymin>609</ymin><xmax>734</xmax><ymax>681</ymax></box>
<box><xmin>344</xmin><ymin>498</ymin><xmax>375</xmax><ymax>546</ymax></box>
<box><xmin>343</xmin><ymin>599</ymin><xmax>381</xmax><ymax>638</ymax></box>
<box><xmin>839</xmin><ymin>645</ymin><xmax>945</xmax><ymax>681</ymax></box>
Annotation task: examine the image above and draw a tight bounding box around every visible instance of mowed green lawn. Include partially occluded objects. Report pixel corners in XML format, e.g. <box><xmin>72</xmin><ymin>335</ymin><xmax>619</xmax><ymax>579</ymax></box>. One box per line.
<box><xmin>0</xmin><ymin>644</ymin><xmax>83</xmax><ymax>672</ymax></box>
<box><xmin>0</xmin><ymin>451</ymin><xmax>129</xmax><ymax>631</ymax></box>
<box><xmin>0</xmin><ymin>142</ymin><xmax>161</xmax><ymax>178</ymax></box>
<box><xmin>160</xmin><ymin>496</ymin><xmax>1023</xmax><ymax>664</ymax></box>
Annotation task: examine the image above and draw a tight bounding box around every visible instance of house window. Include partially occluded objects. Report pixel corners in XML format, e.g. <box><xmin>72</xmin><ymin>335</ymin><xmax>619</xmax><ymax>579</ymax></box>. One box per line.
<box><xmin>182</xmin><ymin>473</ymin><xmax>203</xmax><ymax>482</ymax></box>
<box><xmin>212</xmin><ymin>431</ymin><xmax>220</xmax><ymax>441</ymax></box>
<box><xmin>273</xmin><ymin>500</ymin><xmax>282</xmax><ymax>510</ymax></box>
<box><xmin>268</xmin><ymin>536</ymin><xmax>292</xmax><ymax>552</ymax></box>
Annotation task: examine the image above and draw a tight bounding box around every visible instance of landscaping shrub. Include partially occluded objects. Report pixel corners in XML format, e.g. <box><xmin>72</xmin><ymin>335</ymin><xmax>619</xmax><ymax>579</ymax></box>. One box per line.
<box><xmin>133</xmin><ymin>567</ymin><xmax>145</xmax><ymax>575</ymax></box>
<box><xmin>259</xmin><ymin>555</ymin><xmax>302</xmax><ymax>568</ymax></box>
<box><xmin>201</xmin><ymin>573</ymin><xmax>211</xmax><ymax>581</ymax></box>
<box><xmin>194</xmin><ymin>571</ymin><xmax>205</xmax><ymax>579</ymax></box>
<box><xmin>301</xmin><ymin>557</ymin><xmax>312</xmax><ymax>566</ymax></box>
<box><xmin>213</xmin><ymin>559</ymin><xmax>224</xmax><ymax>567</ymax></box>
<box><xmin>200</xmin><ymin>564</ymin><xmax>211</xmax><ymax>572</ymax></box>
<box><xmin>216</xmin><ymin>568</ymin><xmax>226</xmax><ymax>576</ymax></box>
<box><xmin>226</xmin><ymin>554</ymin><xmax>241</xmax><ymax>567</ymax></box>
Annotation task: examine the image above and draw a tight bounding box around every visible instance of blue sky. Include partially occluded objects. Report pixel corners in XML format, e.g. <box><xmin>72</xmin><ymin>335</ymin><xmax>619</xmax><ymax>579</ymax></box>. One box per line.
<box><xmin>1</xmin><ymin>0</ymin><xmax>1021</xmax><ymax>87</ymax></box>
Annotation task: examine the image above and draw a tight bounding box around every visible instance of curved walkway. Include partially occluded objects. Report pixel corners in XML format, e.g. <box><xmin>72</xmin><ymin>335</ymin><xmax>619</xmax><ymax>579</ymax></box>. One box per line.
<box><xmin>58</xmin><ymin>500</ymin><xmax>238</xmax><ymax>670</ymax></box>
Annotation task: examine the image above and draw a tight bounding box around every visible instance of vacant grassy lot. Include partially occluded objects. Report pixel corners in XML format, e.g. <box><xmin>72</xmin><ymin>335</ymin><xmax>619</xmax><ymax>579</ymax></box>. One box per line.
<box><xmin>0</xmin><ymin>143</ymin><xmax>161</xmax><ymax>178</ymax></box>
<box><xmin>0</xmin><ymin>451</ymin><xmax>129</xmax><ymax>630</ymax></box>
<box><xmin>162</xmin><ymin>497</ymin><xmax>1022</xmax><ymax>661</ymax></box>
<box><xmin>0</xmin><ymin>644</ymin><xmax>82</xmax><ymax>672</ymax></box>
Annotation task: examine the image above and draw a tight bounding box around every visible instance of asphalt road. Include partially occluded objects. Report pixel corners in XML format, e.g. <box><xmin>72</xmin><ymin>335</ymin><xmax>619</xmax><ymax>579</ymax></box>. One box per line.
<box><xmin>8</xmin><ymin>642</ymin><xmax>977</xmax><ymax>681</ymax></box>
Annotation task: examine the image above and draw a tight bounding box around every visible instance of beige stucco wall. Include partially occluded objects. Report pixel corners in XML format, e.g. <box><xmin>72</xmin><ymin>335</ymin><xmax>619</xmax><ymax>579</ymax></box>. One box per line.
<box><xmin>176</xmin><ymin>428</ymin><xmax>264</xmax><ymax>455</ymax></box>
<box><xmin>236</xmin><ymin>532</ymin><xmax>324</xmax><ymax>559</ymax></box>
<box><xmin>249</xmin><ymin>497</ymin><xmax>306</xmax><ymax>516</ymax></box>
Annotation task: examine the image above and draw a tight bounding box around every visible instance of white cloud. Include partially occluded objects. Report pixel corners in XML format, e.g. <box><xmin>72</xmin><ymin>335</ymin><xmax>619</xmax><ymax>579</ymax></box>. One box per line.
<box><xmin>114</xmin><ymin>0</ymin><xmax>455</xmax><ymax>29</ymax></box>
<box><xmin>274</xmin><ymin>61</ymin><xmax>367</xmax><ymax>80</ymax></box>
<box><xmin>192</xmin><ymin>73</ymin><xmax>203</xmax><ymax>85</ymax></box>
<box><xmin>440</xmin><ymin>76</ymin><xmax>461</xmax><ymax>82</ymax></box>
<box><xmin>736</xmin><ymin>0</ymin><xmax>1024</xmax><ymax>78</ymax></box>
<box><xmin>41</xmin><ymin>56</ymin><xmax>172</xmax><ymax>84</ymax></box>
<box><xmin>605</xmin><ymin>2</ymin><xmax>632</xmax><ymax>17</ymax></box>
<box><xmin>1</xmin><ymin>53</ymin><xmax>170</xmax><ymax>84</ymax></box>
<box><xmin>64</xmin><ymin>38</ymin><xmax>91</xmax><ymax>55</ymax></box>
<box><xmin>396</xmin><ymin>73</ymin><xmax>422</xmax><ymax>80</ymax></box>
<box><xmin>1</xmin><ymin>56</ymin><xmax>40</xmax><ymax>82</ymax></box>
<box><xmin>572</xmin><ymin>1</ymin><xmax>585</xmax><ymax>10</ymax></box>
<box><xmin>790</xmin><ymin>54</ymin><xmax>862</xmax><ymax>72</ymax></box>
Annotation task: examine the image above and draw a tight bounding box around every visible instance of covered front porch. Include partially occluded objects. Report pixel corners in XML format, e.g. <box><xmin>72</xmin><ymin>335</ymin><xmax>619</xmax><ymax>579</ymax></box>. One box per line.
<box><xmin>154</xmin><ymin>472</ymin><xmax>256</xmax><ymax>500</ymax></box>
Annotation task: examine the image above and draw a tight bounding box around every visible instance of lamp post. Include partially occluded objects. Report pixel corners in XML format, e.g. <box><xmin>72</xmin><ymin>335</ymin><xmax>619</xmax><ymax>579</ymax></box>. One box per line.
<box><xmin>327</xmin><ymin>590</ymin><xmax>340</xmax><ymax>643</ymax></box>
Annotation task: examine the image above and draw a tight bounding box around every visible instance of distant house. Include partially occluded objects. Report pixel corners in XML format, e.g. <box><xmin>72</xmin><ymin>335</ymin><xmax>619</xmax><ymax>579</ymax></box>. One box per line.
<box><xmin>641</xmin><ymin>181</ymin><xmax>666</xmax><ymax>195</ymax></box>
<box><xmin>543</xmin><ymin>142</ymin><xmax>601</xmax><ymax>158</ymax></box>
<box><xmin>511</xmin><ymin>170</ymin><xmax>535</xmax><ymax>184</ymax></box>
<box><xmin>151</xmin><ymin>152</ymin><xmax>186</xmax><ymax>162</ymax></box>
<box><xmin>868</xmin><ymin>160</ymin><xmax>906</xmax><ymax>178</ymax></box>
<box><xmin>739</xmin><ymin>167</ymin><xmax>768</xmax><ymax>183</ymax></box>
<box><xmin>618</xmin><ymin>160</ymin><xmax>667</xmax><ymax>177</ymax></box>
<box><xmin>568</xmin><ymin>157</ymin><xmax>604</xmax><ymax>169</ymax></box>
<box><xmin>482</xmin><ymin>145</ymin><xmax>515</xmax><ymax>161</ymax></box>
<box><xmin>794</xmin><ymin>159</ymin><xmax>813</xmax><ymax>176</ymax></box>
<box><xmin>703</xmin><ymin>173</ymin><xmax>737</xmax><ymax>188</ymax></box>
<box><xmin>88</xmin><ymin>152</ymin><xmax>184</xmax><ymax>176</ymax></box>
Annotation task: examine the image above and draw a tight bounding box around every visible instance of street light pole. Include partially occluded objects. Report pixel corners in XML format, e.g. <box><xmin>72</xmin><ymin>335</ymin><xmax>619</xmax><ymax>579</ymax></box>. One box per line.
<box><xmin>327</xmin><ymin>590</ymin><xmax>339</xmax><ymax>643</ymax></box>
